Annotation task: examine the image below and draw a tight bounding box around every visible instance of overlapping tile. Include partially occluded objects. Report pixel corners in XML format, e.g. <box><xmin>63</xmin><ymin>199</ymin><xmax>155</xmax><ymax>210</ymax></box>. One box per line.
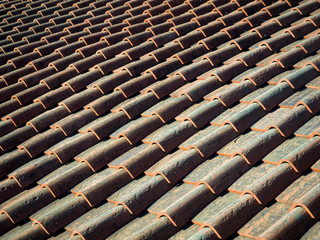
<box><xmin>0</xmin><ymin>0</ymin><xmax>320</xmax><ymax>239</ymax></box>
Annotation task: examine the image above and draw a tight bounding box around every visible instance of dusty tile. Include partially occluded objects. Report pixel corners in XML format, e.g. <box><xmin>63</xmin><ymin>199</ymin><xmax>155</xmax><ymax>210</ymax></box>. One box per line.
<box><xmin>183</xmin><ymin>155</ymin><xmax>231</xmax><ymax>184</ymax></box>
<box><xmin>238</xmin><ymin>202</ymin><xmax>291</xmax><ymax>238</ymax></box>
<box><xmin>276</xmin><ymin>171</ymin><xmax>320</xmax><ymax>204</ymax></box>
<box><xmin>192</xmin><ymin>192</ymin><xmax>239</xmax><ymax>224</ymax></box>
<box><xmin>294</xmin><ymin>115</ymin><xmax>320</xmax><ymax>137</ymax></box>
<box><xmin>228</xmin><ymin>162</ymin><xmax>276</xmax><ymax>194</ymax></box>
<box><xmin>301</xmin><ymin>221</ymin><xmax>320</xmax><ymax>239</ymax></box>
<box><xmin>263</xmin><ymin>136</ymin><xmax>309</xmax><ymax>164</ymax></box>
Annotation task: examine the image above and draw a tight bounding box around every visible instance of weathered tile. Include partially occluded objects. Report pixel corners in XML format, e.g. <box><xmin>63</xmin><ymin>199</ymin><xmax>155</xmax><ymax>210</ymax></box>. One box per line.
<box><xmin>276</xmin><ymin>171</ymin><xmax>320</xmax><ymax>204</ymax></box>
<box><xmin>238</xmin><ymin>202</ymin><xmax>291</xmax><ymax>238</ymax></box>
<box><xmin>192</xmin><ymin>192</ymin><xmax>239</xmax><ymax>224</ymax></box>
<box><xmin>228</xmin><ymin>162</ymin><xmax>276</xmax><ymax>194</ymax></box>
<box><xmin>263</xmin><ymin>136</ymin><xmax>309</xmax><ymax>164</ymax></box>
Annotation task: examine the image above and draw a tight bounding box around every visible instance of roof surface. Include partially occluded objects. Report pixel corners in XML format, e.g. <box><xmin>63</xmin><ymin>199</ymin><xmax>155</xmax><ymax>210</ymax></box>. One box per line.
<box><xmin>0</xmin><ymin>0</ymin><xmax>320</xmax><ymax>239</ymax></box>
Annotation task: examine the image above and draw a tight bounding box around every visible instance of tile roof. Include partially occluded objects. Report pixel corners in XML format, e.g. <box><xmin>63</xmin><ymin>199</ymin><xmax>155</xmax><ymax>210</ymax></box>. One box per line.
<box><xmin>0</xmin><ymin>0</ymin><xmax>320</xmax><ymax>239</ymax></box>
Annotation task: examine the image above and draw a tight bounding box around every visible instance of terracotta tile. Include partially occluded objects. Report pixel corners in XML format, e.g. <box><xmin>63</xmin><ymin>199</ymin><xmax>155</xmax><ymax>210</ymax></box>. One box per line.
<box><xmin>170</xmin><ymin>21</ymin><xmax>198</xmax><ymax>36</ymax></box>
<box><xmin>238</xmin><ymin>202</ymin><xmax>291</xmax><ymax>238</ymax></box>
<box><xmin>17</xmin><ymin>128</ymin><xmax>66</xmax><ymax>158</ymax></box>
<box><xmin>0</xmin><ymin>222</ymin><xmax>48</xmax><ymax>240</ymax></box>
<box><xmin>109</xmin><ymin>143</ymin><xmax>164</xmax><ymax>177</ymax></box>
<box><xmin>1</xmin><ymin>65</ymin><xmax>36</xmax><ymax>86</ymax></box>
<box><xmin>123</xmin><ymin>42</ymin><xmax>156</xmax><ymax>60</ymax></box>
<box><xmin>89</xmin><ymin>71</ymin><xmax>131</xmax><ymax>95</ymax></box>
<box><xmin>203</xmin><ymin>45</ymin><xmax>241</xmax><ymax>66</ymax></box>
<box><xmin>34</xmin><ymin>86</ymin><xmax>72</xmax><ymax>109</ymax></box>
<box><xmin>158</xmin><ymin>184</ymin><xmax>215</xmax><ymax>228</ymax></box>
<box><xmin>229</xmin><ymin>162</ymin><xmax>276</xmax><ymax>194</ymax></box>
<box><xmin>141</xmin><ymin>96</ymin><xmax>192</xmax><ymax>123</ymax></box>
<box><xmin>93</xmin><ymin>55</ymin><xmax>130</xmax><ymax>75</ymax></box>
<box><xmin>0</xmin><ymin>125</ymin><xmax>36</xmax><ymax>152</ymax></box>
<box><xmin>230</xmin><ymin>45</ymin><xmax>272</xmax><ymax>66</ymax></box>
<box><xmin>276</xmin><ymin>170</ymin><xmax>320</xmax><ymax>205</ymax></box>
<box><xmin>2</xmin><ymin>102</ymin><xmax>46</xmax><ymax>127</ymax></box>
<box><xmin>55</xmin><ymin>42</ymin><xmax>85</xmax><ymax>58</ymax></box>
<box><xmin>116</xmin><ymin>56</ymin><xmax>157</xmax><ymax>76</ymax></box>
<box><xmin>110</xmin><ymin>174</ymin><xmax>171</xmax><ymax>217</ymax></box>
<box><xmin>30</xmin><ymin>194</ymin><xmax>91</xmax><ymax>235</ymax></box>
<box><xmin>145</xmin><ymin>149</ymin><xmax>183</xmax><ymax>175</ymax></box>
<box><xmin>79</xmin><ymin>111</ymin><xmax>127</xmax><ymax>139</ymax></box>
<box><xmin>71</xmin><ymin>168</ymin><xmax>132</xmax><ymax>207</ymax></box>
<box><xmin>84</xmin><ymin>92</ymin><xmax>125</xmax><ymax>117</ymax></box>
<box><xmin>189</xmin><ymin>3</ymin><xmax>214</xmax><ymax>17</ymax></box>
<box><xmin>188</xmin><ymin>124</ymin><xmax>240</xmax><ymax>157</ymax></box>
<box><xmin>211</xmin><ymin>103</ymin><xmax>248</xmax><ymax>125</ymax></box>
<box><xmin>179</xmin><ymin>124</ymin><xmax>219</xmax><ymax>149</ymax></box>
<box><xmin>148</xmin><ymin>31</ymin><xmax>177</xmax><ymax>48</ymax></box>
<box><xmin>63</xmin><ymin>70</ymin><xmax>102</xmax><ymax>93</ymax></box>
<box><xmin>77</xmin><ymin>42</ymin><xmax>109</xmax><ymax>58</ymax></box>
<box><xmin>97</xmin><ymin>42</ymin><xmax>131</xmax><ymax>60</ymax></box>
<box><xmin>69</xmin><ymin>204</ymin><xmax>134</xmax><ymax>239</ymax></box>
<box><xmin>240</xmin><ymin>84</ymin><xmax>273</xmax><ymax>103</ymax></box>
<box><xmin>111</xmin><ymin>93</ymin><xmax>158</xmax><ymax>119</ymax></box>
<box><xmin>171</xmin><ymin>77</ymin><xmax>222</xmax><ymax>101</ymax></box>
<box><xmin>262</xmin><ymin>1</ymin><xmax>290</xmax><ymax>17</ymax></box>
<box><xmin>59</xmin><ymin>88</ymin><xmax>102</xmax><ymax>113</ymax></box>
<box><xmin>262</xmin><ymin>136</ymin><xmax>308</xmax><ymax>165</ymax></box>
<box><xmin>0</xmin><ymin>50</ymin><xmax>20</xmax><ymax>67</ymax></box>
<box><xmin>45</xmin><ymin>132</ymin><xmax>98</xmax><ymax>163</ymax></box>
<box><xmin>38</xmin><ymin>161</ymin><xmax>92</xmax><ymax>197</ymax></box>
<box><xmin>0</xmin><ymin>64</ymin><xmax>16</xmax><ymax>80</ymax></box>
<box><xmin>0</xmin><ymin>99</ymin><xmax>21</xmax><ymax>119</ymax></box>
<box><xmin>50</xmin><ymin>230</ymin><xmax>74</xmax><ymax>240</ymax></box>
<box><xmin>301</xmin><ymin>221</ymin><xmax>320</xmax><ymax>239</ymax></box>
<box><xmin>294</xmin><ymin>115</ymin><xmax>320</xmax><ymax>137</ymax></box>
<box><xmin>148</xmin><ymin>182</ymin><xmax>195</xmax><ymax>213</ymax></box>
<box><xmin>0</xmin><ymin>210</ymin><xmax>16</xmax><ymax>235</ymax></box>
<box><xmin>280</xmin><ymin>88</ymin><xmax>317</xmax><ymax>108</ymax></box>
<box><xmin>257</xmin><ymin>207</ymin><xmax>315</xmax><ymax>240</ymax></box>
<box><xmin>0</xmin><ymin>178</ymin><xmax>22</xmax><ymax>205</ymax></box>
<box><xmin>251</xmin><ymin>106</ymin><xmax>312</xmax><ymax>137</ymax></box>
<box><xmin>126</xmin><ymin>7</ymin><xmax>150</xmax><ymax>18</ymax></box>
<box><xmin>51</xmin><ymin>109</ymin><xmax>96</xmax><ymax>137</ymax></box>
<box><xmin>75</xmin><ymin>138</ymin><xmax>132</xmax><ymax>171</ymax></box>
<box><xmin>191</xmin><ymin>191</ymin><xmax>240</xmax><ymax>223</ymax></box>
<box><xmin>110</xmin><ymin>213</ymin><xmax>177</xmax><ymax>240</ymax></box>
<box><xmin>12</xmin><ymin>84</ymin><xmax>48</xmax><ymax>106</ymax></box>
<box><xmin>15</xmin><ymin>40</ymin><xmax>45</xmax><ymax>55</ymax></box>
<box><xmin>250</xmin><ymin>21</ymin><xmax>282</xmax><ymax>39</ymax></box>
<box><xmin>0</xmin><ymin>0</ymin><xmax>319</xmax><ymax>238</ymax></box>
<box><xmin>145</xmin><ymin>4</ymin><xmax>169</xmax><ymax>17</ymax></box>
<box><xmin>78</xmin><ymin>32</ymin><xmax>109</xmax><ymax>46</ymax></box>
<box><xmin>294</xmin><ymin>55</ymin><xmax>319</xmax><ymax>69</ymax></box>
<box><xmin>241</xmin><ymin>163</ymin><xmax>299</xmax><ymax>205</ymax></box>
<box><xmin>281</xmin><ymin>66</ymin><xmax>319</xmax><ymax>89</ymax></box>
<box><xmin>0</xmin><ymin>40</ymin><xmax>26</xmax><ymax>54</ymax></box>
<box><xmin>0</xmin><ymin>147</ymin><xmax>32</xmax><ymax>178</ymax></box>
<box><xmin>192</xmin><ymin>11</ymin><xmax>220</xmax><ymax>27</ymax></box>
<box><xmin>212</xmin><ymin>61</ymin><xmax>249</xmax><ymax>83</ymax></box>
<box><xmin>0</xmin><ymin>185</ymin><xmax>54</xmax><ymax>224</ymax></box>
<box><xmin>115</xmin><ymin>74</ymin><xmax>155</xmax><ymax>99</ymax></box>
<box><xmin>294</xmin><ymin>89</ymin><xmax>320</xmax><ymax>114</ymax></box>
<box><xmin>183</xmin><ymin>154</ymin><xmax>229</xmax><ymax>183</ymax></box>
<box><xmin>218</xmin><ymin>131</ymin><xmax>262</xmax><ymax>157</ymax></box>
<box><xmin>143</xmin><ymin>121</ymin><xmax>197</xmax><ymax>152</ymax></box>
<box><xmin>170</xmin><ymin>223</ymin><xmax>201</xmax><ymax>239</ymax></box>
<box><xmin>278</xmin><ymin>136</ymin><xmax>320</xmax><ymax>173</ymax></box>
<box><xmin>111</xmin><ymin>115</ymin><xmax>164</xmax><ymax>145</ymax></box>
<box><xmin>35</xmin><ymin>41</ymin><xmax>65</xmax><ymax>56</ymax></box>
<box><xmin>8</xmin><ymin>154</ymin><xmax>60</xmax><ymax>189</ymax></box>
